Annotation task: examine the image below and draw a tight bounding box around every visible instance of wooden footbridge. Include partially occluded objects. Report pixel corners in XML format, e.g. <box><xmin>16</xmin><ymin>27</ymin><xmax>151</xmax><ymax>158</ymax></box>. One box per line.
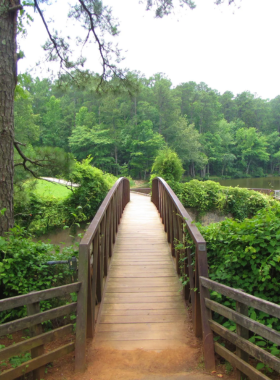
<box><xmin>1</xmin><ymin>178</ymin><xmax>280</xmax><ymax>380</ymax></box>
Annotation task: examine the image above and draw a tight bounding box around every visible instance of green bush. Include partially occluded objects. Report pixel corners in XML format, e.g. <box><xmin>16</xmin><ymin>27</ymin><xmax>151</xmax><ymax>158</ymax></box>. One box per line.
<box><xmin>0</xmin><ymin>226</ymin><xmax>78</xmax><ymax>323</ymax></box>
<box><xmin>66</xmin><ymin>157</ymin><xmax>112</xmax><ymax>221</ymax></box>
<box><xmin>181</xmin><ymin>180</ymin><xmax>274</xmax><ymax>220</ymax></box>
<box><xmin>14</xmin><ymin>158</ymin><xmax>117</xmax><ymax>235</ymax></box>
<box><xmin>151</xmin><ymin>148</ymin><xmax>184</xmax><ymax>183</ymax></box>
<box><xmin>196</xmin><ymin>203</ymin><xmax>280</xmax><ymax>331</ymax></box>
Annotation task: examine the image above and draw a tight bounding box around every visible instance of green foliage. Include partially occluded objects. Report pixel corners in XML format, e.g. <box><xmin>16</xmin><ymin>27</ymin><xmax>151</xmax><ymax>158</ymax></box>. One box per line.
<box><xmin>151</xmin><ymin>148</ymin><xmax>184</xmax><ymax>182</ymax></box>
<box><xmin>65</xmin><ymin>157</ymin><xmax>112</xmax><ymax>221</ymax></box>
<box><xmin>0</xmin><ymin>226</ymin><xmax>78</xmax><ymax>323</ymax></box>
<box><xmin>196</xmin><ymin>203</ymin><xmax>280</xmax><ymax>331</ymax></box>
<box><xmin>181</xmin><ymin>180</ymin><xmax>274</xmax><ymax>220</ymax></box>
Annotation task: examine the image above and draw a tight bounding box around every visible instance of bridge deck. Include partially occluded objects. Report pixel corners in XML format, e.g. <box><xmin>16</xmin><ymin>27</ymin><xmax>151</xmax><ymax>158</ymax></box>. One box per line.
<box><xmin>94</xmin><ymin>193</ymin><xmax>192</xmax><ymax>350</ymax></box>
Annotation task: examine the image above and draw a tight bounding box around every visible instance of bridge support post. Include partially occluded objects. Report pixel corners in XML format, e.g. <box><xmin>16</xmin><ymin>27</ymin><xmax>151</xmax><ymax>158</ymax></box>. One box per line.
<box><xmin>198</xmin><ymin>246</ymin><xmax>215</xmax><ymax>372</ymax></box>
<box><xmin>75</xmin><ymin>244</ymin><xmax>89</xmax><ymax>373</ymax></box>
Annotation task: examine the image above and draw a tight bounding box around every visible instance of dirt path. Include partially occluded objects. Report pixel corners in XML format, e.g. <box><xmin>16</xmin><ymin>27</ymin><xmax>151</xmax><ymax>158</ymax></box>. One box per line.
<box><xmin>44</xmin><ymin>343</ymin><xmax>233</xmax><ymax>380</ymax></box>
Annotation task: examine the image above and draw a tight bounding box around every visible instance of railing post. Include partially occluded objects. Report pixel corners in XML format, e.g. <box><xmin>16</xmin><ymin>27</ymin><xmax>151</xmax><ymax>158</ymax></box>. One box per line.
<box><xmin>75</xmin><ymin>244</ymin><xmax>89</xmax><ymax>372</ymax></box>
<box><xmin>152</xmin><ymin>178</ymin><xmax>159</xmax><ymax>209</ymax></box>
<box><xmin>26</xmin><ymin>294</ymin><xmax>45</xmax><ymax>380</ymax></box>
<box><xmin>236</xmin><ymin>292</ymin><xmax>249</xmax><ymax>380</ymax></box>
<box><xmin>197</xmin><ymin>243</ymin><xmax>215</xmax><ymax>371</ymax></box>
<box><xmin>199</xmin><ymin>278</ymin><xmax>215</xmax><ymax>371</ymax></box>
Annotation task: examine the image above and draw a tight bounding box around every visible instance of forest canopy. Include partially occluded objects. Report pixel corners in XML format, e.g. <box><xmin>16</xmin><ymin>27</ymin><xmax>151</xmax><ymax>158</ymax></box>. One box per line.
<box><xmin>14</xmin><ymin>71</ymin><xmax>280</xmax><ymax>180</ymax></box>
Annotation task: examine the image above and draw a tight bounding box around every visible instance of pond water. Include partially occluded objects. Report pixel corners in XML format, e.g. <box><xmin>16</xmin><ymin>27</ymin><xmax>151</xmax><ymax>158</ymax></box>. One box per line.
<box><xmin>215</xmin><ymin>176</ymin><xmax>280</xmax><ymax>190</ymax></box>
<box><xmin>35</xmin><ymin>223</ymin><xmax>88</xmax><ymax>247</ymax></box>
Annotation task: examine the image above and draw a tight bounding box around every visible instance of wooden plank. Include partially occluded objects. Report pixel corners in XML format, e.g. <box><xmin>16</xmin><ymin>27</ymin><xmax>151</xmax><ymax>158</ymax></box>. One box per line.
<box><xmin>0</xmin><ymin>303</ymin><xmax>77</xmax><ymax>336</ymax></box>
<box><xmin>210</xmin><ymin>320</ymin><xmax>280</xmax><ymax>373</ymax></box>
<box><xmin>106</xmin><ymin>286</ymin><xmax>180</xmax><ymax>293</ymax></box>
<box><xmin>97</xmin><ymin>322</ymin><xmax>187</xmax><ymax>332</ymax></box>
<box><xmin>109</xmin><ymin>273</ymin><xmax>177</xmax><ymax>278</ymax></box>
<box><xmin>99</xmin><ymin>314</ymin><xmax>187</xmax><ymax>323</ymax></box>
<box><xmin>201</xmin><ymin>277</ymin><xmax>280</xmax><ymax>319</ymax></box>
<box><xmin>103</xmin><ymin>296</ymin><xmax>182</xmax><ymax>303</ymax></box>
<box><xmin>214</xmin><ymin>342</ymin><xmax>271</xmax><ymax>380</ymax></box>
<box><xmin>0</xmin><ymin>342</ymin><xmax>75</xmax><ymax>380</ymax></box>
<box><xmin>0</xmin><ymin>283</ymin><xmax>81</xmax><ymax>312</ymax></box>
<box><xmin>205</xmin><ymin>299</ymin><xmax>280</xmax><ymax>346</ymax></box>
<box><xmin>95</xmin><ymin>330</ymin><xmax>187</xmax><ymax>341</ymax></box>
<box><xmin>93</xmin><ymin>339</ymin><xmax>187</xmax><ymax>350</ymax></box>
<box><xmin>101</xmin><ymin>308</ymin><xmax>186</xmax><ymax>316</ymax></box>
<box><xmin>0</xmin><ymin>324</ymin><xmax>73</xmax><ymax>361</ymax></box>
<box><xmin>104</xmin><ymin>291</ymin><xmax>181</xmax><ymax>297</ymax></box>
<box><xmin>102</xmin><ymin>302</ymin><xmax>185</xmax><ymax>310</ymax></box>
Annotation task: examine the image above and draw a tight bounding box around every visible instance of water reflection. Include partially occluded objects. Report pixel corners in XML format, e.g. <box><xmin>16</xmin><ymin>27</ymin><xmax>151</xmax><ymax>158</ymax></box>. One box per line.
<box><xmin>35</xmin><ymin>223</ymin><xmax>88</xmax><ymax>247</ymax></box>
<box><xmin>215</xmin><ymin>176</ymin><xmax>280</xmax><ymax>189</ymax></box>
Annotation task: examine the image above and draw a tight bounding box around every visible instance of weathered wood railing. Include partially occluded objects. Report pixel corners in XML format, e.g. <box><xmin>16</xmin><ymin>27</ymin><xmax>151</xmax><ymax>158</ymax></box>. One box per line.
<box><xmin>201</xmin><ymin>276</ymin><xmax>280</xmax><ymax>380</ymax></box>
<box><xmin>75</xmin><ymin>177</ymin><xmax>130</xmax><ymax>371</ymax></box>
<box><xmin>0</xmin><ymin>282</ymin><xmax>80</xmax><ymax>380</ymax></box>
<box><xmin>151</xmin><ymin>177</ymin><xmax>215</xmax><ymax>370</ymax></box>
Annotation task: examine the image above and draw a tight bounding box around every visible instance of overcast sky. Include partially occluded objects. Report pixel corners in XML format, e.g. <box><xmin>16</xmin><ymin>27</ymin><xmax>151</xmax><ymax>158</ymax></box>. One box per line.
<box><xmin>18</xmin><ymin>0</ymin><xmax>280</xmax><ymax>99</ymax></box>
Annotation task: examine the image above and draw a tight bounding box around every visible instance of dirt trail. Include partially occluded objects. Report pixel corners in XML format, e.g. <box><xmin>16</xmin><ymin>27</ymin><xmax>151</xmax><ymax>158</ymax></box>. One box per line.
<box><xmin>44</xmin><ymin>342</ymin><xmax>233</xmax><ymax>380</ymax></box>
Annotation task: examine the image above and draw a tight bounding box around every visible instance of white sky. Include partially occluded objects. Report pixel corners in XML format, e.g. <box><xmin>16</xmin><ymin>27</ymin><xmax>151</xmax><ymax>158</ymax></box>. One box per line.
<box><xmin>18</xmin><ymin>0</ymin><xmax>280</xmax><ymax>99</ymax></box>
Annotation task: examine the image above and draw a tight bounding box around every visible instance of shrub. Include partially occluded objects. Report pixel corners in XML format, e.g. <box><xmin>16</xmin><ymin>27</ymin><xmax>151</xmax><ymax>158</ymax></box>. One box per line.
<box><xmin>196</xmin><ymin>203</ymin><xmax>280</xmax><ymax>331</ymax></box>
<box><xmin>66</xmin><ymin>157</ymin><xmax>111</xmax><ymax>221</ymax></box>
<box><xmin>181</xmin><ymin>180</ymin><xmax>274</xmax><ymax>220</ymax></box>
<box><xmin>0</xmin><ymin>226</ymin><xmax>78</xmax><ymax>323</ymax></box>
<box><xmin>151</xmin><ymin>148</ymin><xmax>184</xmax><ymax>182</ymax></box>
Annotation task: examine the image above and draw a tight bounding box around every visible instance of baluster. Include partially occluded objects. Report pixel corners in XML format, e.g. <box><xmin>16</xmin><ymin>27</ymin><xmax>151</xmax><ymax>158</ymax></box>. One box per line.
<box><xmin>113</xmin><ymin>194</ymin><xmax>116</xmax><ymax>244</ymax></box>
<box><xmin>87</xmin><ymin>247</ymin><xmax>94</xmax><ymax>339</ymax></box>
<box><xmin>236</xmin><ymin>294</ymin><xmax>249</xmax><ymax>380</ymax></box>
<box><xmin>105</xmin><ymin>209</ymin><xmax>110</xmax><ymax>266</ymax></box>
<box><xmin>26</xmin><ymin>294</ymin><xmax>45</xmax><ymax>380</ymax></box>
<box><xmin>91</xmin><ymin>235</ymin><xmax>99</xmax><ymax>328</ymax></box>
<box><xmin>187</xmin><ymin>246</ymin><xmax>195</xmax><ymax>309</ymax></box>
<box><xmin>96</xmin><ymin>226</ymin><xmax>103</xmax><ymax>302</ymax></box>
<box><xmin>101</xmin><ymin>215</ymin><xmax>107</xmax><ymax>276</ymax></box>
<box><xmin>164</xmin><ymin>190</ymin><xmax>168</xmax><ymax>233</ymax></box>
<box><xmin>175</xmin><ymin>214</ymin><xmax>182</xmax><ymax>275</ymax></box>
<box><xmin>199</xmin><ymin>281</ymin><xmax>215</xmax><ymax>371</ymax></box>
<box><xmin>108</xmin><ymin>202</ymin><xmax>113</xmax><ymax>257</ymax></box>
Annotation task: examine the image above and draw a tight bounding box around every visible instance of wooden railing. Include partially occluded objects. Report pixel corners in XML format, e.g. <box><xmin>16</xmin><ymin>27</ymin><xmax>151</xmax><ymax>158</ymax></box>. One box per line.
<box><xmin>201</xmin><ymin>277</ymin><xmax>280</xmax><ymax>379</ymax></box>
<box><xmin>151</xmin><ymin>177</ymin><xmax>215</xmax><ymax>370</ymax></box>
<box><xmin>75</xmin><ymin>177</ymin><xmax>130</xmax><ymax>371</ymax></box>
<box><xmin>0</xmin><ymin>283</ymin><xmax>80</xmax><ymax>380</ymax></box>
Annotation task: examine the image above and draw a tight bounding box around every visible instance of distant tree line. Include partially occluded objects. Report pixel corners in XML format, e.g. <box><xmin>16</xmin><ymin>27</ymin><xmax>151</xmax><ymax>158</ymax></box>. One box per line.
<box><xmin>16</xmin><ymin>71</ymin><xmax>280</xmax><ymax>180</ymax></box>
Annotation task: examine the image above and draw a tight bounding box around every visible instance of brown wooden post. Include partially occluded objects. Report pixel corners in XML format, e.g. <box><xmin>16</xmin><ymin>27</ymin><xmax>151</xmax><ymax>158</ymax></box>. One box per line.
<box><xmin>86</xmin><ymin>252</ymin><xmax>94</xmax><ymax>339</ymax></box>
<box><xmin>91</xmin><ymin>235</ymin><xmax>99</xmax><ymax>331</ymax></box>
<box><xmin>75</xmin><ymin>244</ymin><xmax>89</xmax><ymax>372</ymax></box>
<box><xmin>194</xmin><ymin>252</ymin><xmax>202</xmax><ymax>337</ymax></box>
<box><xmin>152</xmin><ymin>178</ymin><xmax>159</xmax><ymax>209</ymax></box>
<box><xmin>197</xmin><ymin>243</ymin><xmax>215</xmax><ymax>371</ymax></box>
<box><xmin>187</xmin><ymin>247</ymin><xmax>195</xmax><ymax>306</ymax></box>
<box><xmin>109</xmin><ymin>202</ymin><xmax>113</xmax><ymax>258</ymax></box>
<box><xmin>96</xmin><ymin>226</ymin><xmax>103</xmax><ymax>303</ymax></box>
<box><xmin>199</xmin><ymin>278</ymin><xmax>216</xmax><ymax>371</ymax></box>
<box><xmin>236</xmin><ymin>295</ymin><xmax>249</xmax><ymax>380</ymax></box>
<box><xmin>26</xmin><ymin>295</ymin><xmax>45</xmax><ymax>380</ymax></box>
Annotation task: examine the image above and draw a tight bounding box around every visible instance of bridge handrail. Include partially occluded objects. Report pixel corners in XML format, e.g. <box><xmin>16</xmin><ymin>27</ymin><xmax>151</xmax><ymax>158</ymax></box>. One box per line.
<box><xmin>75</xmin><ymin>177</ymin><xmax>130</xmax><ymax>372</ymax></box>
<box><xmin>151</xmin><ymin>177</ymin><xmax>215</xmax><ymax>370</ymax></box>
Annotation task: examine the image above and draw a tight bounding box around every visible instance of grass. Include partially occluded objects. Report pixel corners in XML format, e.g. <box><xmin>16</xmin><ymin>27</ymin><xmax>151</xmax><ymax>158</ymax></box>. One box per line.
<box><xmin>25</xmin><ymin>179</ymin><xmax>72</xmax><ymax>200</ymax></box>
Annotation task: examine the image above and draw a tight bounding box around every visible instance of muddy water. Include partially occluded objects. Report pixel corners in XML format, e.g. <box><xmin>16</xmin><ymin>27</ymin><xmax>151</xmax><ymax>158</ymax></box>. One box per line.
<box><xmin>35</xmin><ymin>223</ymin><xmax>88</xmax><ymax>247</ymax></box>
<box><xmin>215</xmin><ymin>176</ymin><xmax>280</xmax><ymax>189</ymax></box>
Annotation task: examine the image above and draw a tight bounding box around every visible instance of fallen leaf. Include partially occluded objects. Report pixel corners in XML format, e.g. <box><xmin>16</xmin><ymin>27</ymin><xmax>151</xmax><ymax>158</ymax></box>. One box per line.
<box><xmin>217</xmin><ymin>375</ymin><xmax>223</xmax><ymax>378</ymax></box>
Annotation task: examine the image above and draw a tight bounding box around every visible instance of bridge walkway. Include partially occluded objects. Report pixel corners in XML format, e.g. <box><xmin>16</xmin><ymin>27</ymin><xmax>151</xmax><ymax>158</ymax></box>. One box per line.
<box><xmin>93</xmin><ymin>193</ymin><xmax>193</xmax><ymax>351</ymax></box>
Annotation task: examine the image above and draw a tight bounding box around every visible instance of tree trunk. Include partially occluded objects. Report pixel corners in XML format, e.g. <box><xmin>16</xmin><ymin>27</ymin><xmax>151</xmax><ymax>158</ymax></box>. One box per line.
<box><xmin>0</xmin><ymin>1</ymin><xmax>18</xmax><ymax>236</ymax></box>
<box><xmin>246</xmin><ymin>159</ymin><xmax>251</xmax><ymax>175</ymax></box>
